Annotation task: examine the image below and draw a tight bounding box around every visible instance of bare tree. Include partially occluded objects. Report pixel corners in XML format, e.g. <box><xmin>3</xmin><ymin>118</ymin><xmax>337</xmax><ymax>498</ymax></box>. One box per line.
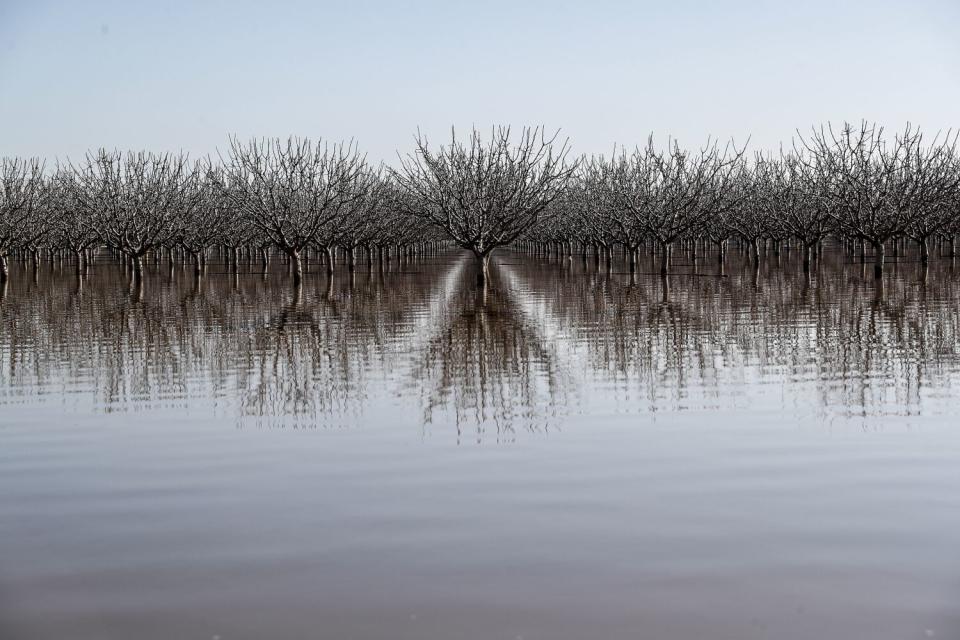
<box><xmin>606</xmin><ymin>136</ymin><xmax>746</xmax><ymax>275</ymax></box>
<box><xmin>773</xmin><ymin>151</ymin><xmax>835</xmax><ymax>273</ymax></box>
<box><xmin>943</xmin><ymin>167</ymin><xmax>960</xmax><ymax>257</ymax></box>
<box><xmin>905</xmin><ymin>146</ymin><xmax>960</xmax><ymax>264</ymax></box>
<box><xmin>308</xmin><ymin>165</ymin><xmax>385</xmax><ymax>276</ymax></box>
<box><xmin>578</xmin><ymin>155</ymin><xmax>644</xmax><ymax>272</ymax></box>
<box><xmin>393</xmin><ymin>126</ymin><xmax>577</xmax><ymax>286</ymax></box>
<box><xmin>726</xmin><ymin>156</ymin><xmax>773</xmax><ymax>267</ymax></box>
<box><xmin>0</xmin><ymin>158</ymin><xmax>46</xmax><ymax>282</ymax></box>
<box><xmin>328</xmin><ymin>172</ymin><xmax>394</xmax><ymax>272</ymax></box>
<box><xmin>798</xmin><ymin>121</ymin><xmax>959</xmax><ymax>277</ymax></box>
<box><xmin>223</xmin><ymin>136</ymin><xmax>371</xmax><ymax>284</ymax></box>
<box><xmin>75</xmin><ymin>150</ymin><xmax>198</xmax><ymax>279</ymax></box>
<box><xmin>176</xmin><ymin>166</ymin><xmax>243</xmax><ymax>276</ymax></box>
<box><xmin>48</xmin><ymin>167</ymin><xmax>99</xmax><ymax>276</ymax></box>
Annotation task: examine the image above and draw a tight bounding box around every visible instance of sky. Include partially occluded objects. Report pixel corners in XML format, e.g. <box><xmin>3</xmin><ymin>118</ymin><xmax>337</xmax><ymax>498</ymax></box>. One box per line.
<box><xmin>1</xmin><ymin>0</ymin><xmax>959</xmax><ymax>164</ymax></box>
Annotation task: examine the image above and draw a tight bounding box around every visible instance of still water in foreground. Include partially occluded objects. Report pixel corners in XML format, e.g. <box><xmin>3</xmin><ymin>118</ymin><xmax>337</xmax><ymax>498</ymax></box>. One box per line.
<box><xmin>1</xmin><ymin>248</ymin><xmax>959</xmax><ymax>639</ymax></box>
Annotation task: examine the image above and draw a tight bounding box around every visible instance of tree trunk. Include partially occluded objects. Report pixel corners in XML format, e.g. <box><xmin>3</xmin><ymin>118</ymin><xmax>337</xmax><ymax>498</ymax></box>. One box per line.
<box><xmin>130</xmin><ymin>274</ymin><xmax>143</xmax><ymax>302</ymax></box>
<box><xmin>191</xmin><ymin>250</ymin><xmax>202</xmax><ymax>277</ymax></box>
<box><xmin>751</xmin><ymin>237</ymin><xmax>761</xmax><ymax>267</ymax></box>
<box><xmin>659</xmin><ymin>240</ymin><xmax>671</xmax><ymax>276</ymax></box>
<box><xmin>260</xmin><ymin>247</ymin><xmax>270</xmax><ymax>274</ymax></box>
<box><xmin>0</xmin><ymin>254</ymin><xmax>7</xmax><ymax>283</ymax></box>
<box><xmin>919</xmin><ymin>236</ymin><xmax>929</xmax><ymax>264</ymax></box>
<box><xmin>324</xmin><ymin>246</ymin><xmax>334</xmax><ymax>276</ymax></box>
<box><xmin>803</xmin><ymin>243</ymin><xmax>813</xmax><ymax>273</ymax></box>
<box><xmin>290</xmin><ymin>250</ymin><xmax>303</xmax><ymax>284</ymax></box>
<box><xmin>132</xmin><ymin>254</ymin><xmax>144</xmax><ymax>280</ymax></box>
<box><xmin>476</xmin><ymin>252</ymin><xmax>491</xmax><ymax>287</ymax></box>
<box><xmin>873</xmin><ymin>240</ymin><xmax>885</xmax><ymax>279</ymax></box>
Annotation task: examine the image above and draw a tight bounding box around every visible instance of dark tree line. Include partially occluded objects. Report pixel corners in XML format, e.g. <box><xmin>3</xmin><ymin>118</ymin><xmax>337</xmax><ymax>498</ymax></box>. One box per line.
<box><xmin>528</xmin><ymin>122</ymin><xmax>959</xmax><ymax>279</ymax></box>
<box><xmin>1</xmin><ymin>121</ymin><xmax>957</xmax><ymax>288</ymax></box>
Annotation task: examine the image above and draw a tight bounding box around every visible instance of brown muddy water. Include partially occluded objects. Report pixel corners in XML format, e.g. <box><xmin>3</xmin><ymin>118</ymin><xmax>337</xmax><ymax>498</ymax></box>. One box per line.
<box><xmin>1</xmin><ymin>248</ymin><xmax>959</xmax><ymax>640</ymax></box>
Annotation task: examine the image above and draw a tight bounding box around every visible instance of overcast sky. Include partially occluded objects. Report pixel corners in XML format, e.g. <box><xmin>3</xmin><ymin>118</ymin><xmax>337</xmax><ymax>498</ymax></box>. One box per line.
<box><xmin>2</xmin><ymin>0</ymin><xmax>958</xmax><ymax>163</ymax></box>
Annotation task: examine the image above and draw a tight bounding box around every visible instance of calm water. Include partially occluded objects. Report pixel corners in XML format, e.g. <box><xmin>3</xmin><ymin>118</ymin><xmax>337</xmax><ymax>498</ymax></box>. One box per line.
<box><xmin>1</xmin><ymin>248</ymin><xmax>959</xmax><ymax>640</ymax></box>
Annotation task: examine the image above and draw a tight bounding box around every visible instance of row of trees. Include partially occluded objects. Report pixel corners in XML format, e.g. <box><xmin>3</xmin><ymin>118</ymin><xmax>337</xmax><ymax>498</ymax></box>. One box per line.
<box><xmin>2</xmin><ymin>122</ymin><xmax>958</xmax><ymax>287</ymax></box>
<box><xmin>539</xmin><ymin>122</ymin><xmax>960</xmax><ymax>279</ymax></box>
<box><xmin>1</xmin><ymin>141</ymin><xmax>437</xmax><ymax>285</ymax></box>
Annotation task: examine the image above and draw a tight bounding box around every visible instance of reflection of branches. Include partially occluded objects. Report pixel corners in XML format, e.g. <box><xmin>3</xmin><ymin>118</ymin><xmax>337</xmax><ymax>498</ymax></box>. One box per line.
<box><xmin>2</xmin><ymin>247</ymin><xmax>959</xmax><ymax>433</ymax></box>
<box><xmin>503</xmin><ymin>245</ymin><xmax>960</xmax><ymax>419</ymax></box>
<box><xmin>0</xmin><ymin>257</ymin><xmax>458</xmax><ymax>427</ymax></box>
<box><xmin>409</xmin><ymin>257</ymin><xmax>573</xmax><ymax>441</ymax></box>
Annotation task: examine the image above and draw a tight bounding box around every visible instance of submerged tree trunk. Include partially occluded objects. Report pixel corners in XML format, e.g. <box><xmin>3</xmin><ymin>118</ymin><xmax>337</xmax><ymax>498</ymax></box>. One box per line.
<box><xmin>290</xmin><ymin>249</ymin><xmax>303</xmax><ymax>284</ymax></box>
<box><xmin>0</xmin><ymin>254</ymin><xmax>8</xmax><ymax>283</ymax></box>
<box><xmin>324</xmin><ymin>246</ymin><xmax>334</xmax><ymax>277</ymax></box>
<box><xmin>802</xmin><ymin>243</ymin><xmax>814</xmax><ymax>273</ymax></box>
<box><xmin>873</xmin><ymin>240</ymin><xmax>885</xmax><ymax>279</ymax></box>
<box><xmin>130</xmin><ymin>273</ymin><xmax>144</xmax><ymax>302</ymax></box>
<box><xmin>659</xmin><ymin>240</ymin><xmax>671</xmax><ymax>276</ymax></box>
<box><xmin>259</xmin><ymin>246</ymin><xmax>270</xmax><ymax>274</ymax></box>
<box><xmin>476</xmin><ymin>252</ymin><xmax>491</xmax><ymax>287</ymax></box>
<box><xmin>132</xmin><ymin>254</ymin><xmax>144</xmax><ymax>280</ymax></box>
<box><xmin>74</xmin><ymin>249</ymin><xmax>85</xmax><ymax>276</ymax></box>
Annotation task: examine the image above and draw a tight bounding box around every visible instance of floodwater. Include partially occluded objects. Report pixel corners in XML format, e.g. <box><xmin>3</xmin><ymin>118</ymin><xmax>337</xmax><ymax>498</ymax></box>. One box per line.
<box><xmin>1</xmin><ymin>247</ymin><xmax>959</xmax><ymax>640</ymax></box>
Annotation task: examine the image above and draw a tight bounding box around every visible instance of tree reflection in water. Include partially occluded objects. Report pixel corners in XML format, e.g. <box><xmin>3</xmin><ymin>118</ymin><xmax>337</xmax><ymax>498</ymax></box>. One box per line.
<box><xmin>411</xmin><ymin>260</ymin><xmax>573</xmax><ymax>443</ymax></box>
<box><xmin>515</xmin><ymin>245</ymin><xmax>960</xmax><ymax>421</ymax></box>
<box><xmin>1</xmin><ymin>247</ymin><xmax>959</xmax><ymax>434</ymax></box>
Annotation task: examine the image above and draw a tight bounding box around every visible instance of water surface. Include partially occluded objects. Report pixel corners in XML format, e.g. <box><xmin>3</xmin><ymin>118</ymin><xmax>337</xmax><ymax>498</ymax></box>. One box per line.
<box><xmin>2</xmin><ymin>248</ymin><xmax>959</xmax><ymax>639</ymax></box>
